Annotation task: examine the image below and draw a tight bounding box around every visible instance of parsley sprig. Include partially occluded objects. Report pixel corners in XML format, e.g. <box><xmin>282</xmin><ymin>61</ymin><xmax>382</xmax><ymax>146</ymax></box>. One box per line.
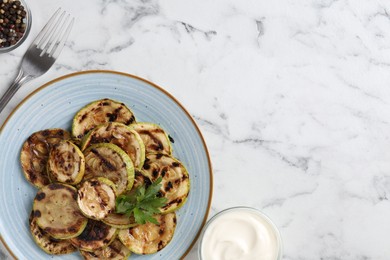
<box><xmin>115</xmin><ymin>177</ymin><xmax>167</xmax><ymax>225</ymax></box>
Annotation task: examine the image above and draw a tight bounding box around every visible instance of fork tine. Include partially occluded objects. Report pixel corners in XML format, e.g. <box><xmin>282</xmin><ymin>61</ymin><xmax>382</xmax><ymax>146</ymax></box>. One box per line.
<box><xmin>49</xmin><ymin>17</ymin><xmax>74</xmax><ymax>58</ymax></box>
<box><xmin>32</xmin><ymin>8</ymin><xmax>61</xmax><ymax>47</ymax></box>
<box><xmin>41</xmin><ymin>12</ymin><xmax>68</xmax><ymax>54</ymax></box>
<box><xmin>37</xmin><ymin>11</ymin><xmax>65</xmax><ymax>50</ymax></box>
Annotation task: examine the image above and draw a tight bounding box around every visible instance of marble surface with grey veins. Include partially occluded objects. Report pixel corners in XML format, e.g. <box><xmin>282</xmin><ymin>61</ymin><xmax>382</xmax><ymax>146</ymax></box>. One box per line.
<box><xmin>2</xmin><ymin>0</ymin><xmax>390</xmax><ymax>259</ymax></box>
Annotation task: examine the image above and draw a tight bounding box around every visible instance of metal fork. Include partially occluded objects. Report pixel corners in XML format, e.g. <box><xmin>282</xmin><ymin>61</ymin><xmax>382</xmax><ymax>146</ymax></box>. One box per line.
<box><xmin>0</xmin><ymin>9</ymin><xmax>74</xmax><ymax>114</ymax></box>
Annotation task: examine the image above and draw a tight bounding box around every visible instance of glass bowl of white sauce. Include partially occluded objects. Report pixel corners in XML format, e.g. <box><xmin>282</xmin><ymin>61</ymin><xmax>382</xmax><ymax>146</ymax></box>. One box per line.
<box><xmin>198</xmin><ymin>206</ymin><xmax>282</xmax><ymax>260</ymax></box>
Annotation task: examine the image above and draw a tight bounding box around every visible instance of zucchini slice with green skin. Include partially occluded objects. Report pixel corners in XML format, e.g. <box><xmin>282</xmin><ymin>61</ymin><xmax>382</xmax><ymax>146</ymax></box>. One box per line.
<box><xmin>70</xmin><ymin>219</ymin><xmax>117</xmax><ymax>252</ymax></box>
<box><xmin>29</xmin><ymin>211</ymin><xmax>76</xmax><ymax>255</ymax></box>
<box><xmin>33</xmin><ymin>183</ymin><xmax>88</xmax><ymax>239</ymax></box>
<box><xmin>20</xmin><ymin>128</ymin><xmax>71</xmax><ymax>188</ymax></box>
<box><xmin>72</xmin><ymin>99</ymin><xmax>136</xmax><ymax>139</ymax></box>
<box><xmin>83</xmin><ymin>143</ymin><xmax>134</xmax><ymax>195</ymax></box>
<box><xmin>47</xmin><ymin>140</ymin><xmax>85</xmax><ymax>185</ymax></box>
<box><xmin>142</xmin><ymin>153</ymin><xmax>190</xmax><ymax>213</ymax></box>
<box><xmin>129</xmin><ymin>122</ymin><xmax>172</xmax><ymax>155</ymax></box>
<box><xmin>79</xmin><ymin>238</ymin><xmax>131</xmax><ymax>260</ymax></box>
<box><xmin>81</xmin><ymin>122</ymin><xmax>145</xmax><ymax>170</ymax></box>
<box><xmin>118</xmin><ymin>213</ymin><xmax>176</xmax><ymax>254</ymax></box>
<box><xmin>102</xmin><ymin>171</ymin><xmax>150</xmax><ymax>229</ymax></box>
<box><xmin>77</xmin><ymin>177</ymin><xmax>116</xmax><ymax>220</ymax></box>
<box><xmin>102</xmin><ymin>213</ymin><xmax>137</xmax><ymax>229</ymax></box>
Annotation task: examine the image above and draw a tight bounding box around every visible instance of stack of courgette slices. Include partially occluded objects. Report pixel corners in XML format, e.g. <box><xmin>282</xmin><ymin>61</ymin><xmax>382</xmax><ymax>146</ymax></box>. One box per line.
<box><xmin>21</xmin><ymin>98</ymin><xmax>190</xmax><ymax>259</ymax></box>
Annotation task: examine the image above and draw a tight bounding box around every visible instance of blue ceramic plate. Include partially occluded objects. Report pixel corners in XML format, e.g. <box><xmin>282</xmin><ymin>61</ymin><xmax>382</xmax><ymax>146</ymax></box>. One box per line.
<box><xmin>0</xmin><ymin>71</ymin><xmax>212</xmax><ymax>259</ymax></box>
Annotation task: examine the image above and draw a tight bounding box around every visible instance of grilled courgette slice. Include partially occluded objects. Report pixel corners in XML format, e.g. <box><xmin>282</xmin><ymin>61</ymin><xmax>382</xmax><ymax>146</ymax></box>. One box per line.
<box><xmin>79</xmin><ymin>238</ymin><xmax>131</xmax><ymax>260</ymax></box>
<box><xmin>70</xmin><ymin>219</ymin><xmax>117</xmax><ymax>252</ymax></box>
<box><xmin>29</xmin><ymin>211</ymin><xmax>76</xmax><ymax>255</ymax></box>
<box><xmin>142</xmin><ymin>153</ymin><xmax>190</xmax><ymax>213</ymax></box>
<box><xmin>129</xmin><ymin>122</ymin><xmax>172</xmax><ymax>155</ymax></box>
<box><xmin>47</xmin><ymin>140</ymin><xmax>85</xmax><ymax>185</ymax></box>
<box><xmin>72</xmin><ymin>99</ymin><xmax>136</xmax><ymax>139</ymax></box>
<box><xmin>83</xmin><ymin>143</ymin><xmax>134</xmax><ymax>195</ymax></box>
<box><xmin>33</xmin><ymin>183</ymin><xmax>88</xmax><ymax>239</ymax></box>
<box><xmin>118</xmin><ymin>213</ymin><xmax>176</xmax><ymax>254</ymax></box>
<box><xmin>102</xmin><ymin>213</ymin><xmax>137</xmax><ymax>229</ymax></box>
<box><xmin>77</xmin><ymin>177</ymin><xmax>116</xmax><ymax>220</ymax></box>
<box><xmin>81</xmin><ymin>122</ymin><xmax>145</xmax><ymax>170</ymax></box>
<box><xmin>20</xmin><ymin>128</ymin><xmax>71</xmax><ymax>188</ymax></box>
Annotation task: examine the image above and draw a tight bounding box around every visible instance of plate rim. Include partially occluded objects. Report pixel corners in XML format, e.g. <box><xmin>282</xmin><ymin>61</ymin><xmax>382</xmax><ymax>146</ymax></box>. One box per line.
<box><xmin>0</xmin><ymin>70</ymin><xmax>213</xmax><ymax>260</ymax></box>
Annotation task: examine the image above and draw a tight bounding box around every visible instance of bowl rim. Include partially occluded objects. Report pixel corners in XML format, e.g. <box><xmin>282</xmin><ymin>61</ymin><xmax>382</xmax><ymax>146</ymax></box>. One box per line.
<box><xmin>0</xmin><ymin>0</ymin><xmax>32</xmax><ymax>53</ymax></box>
<box><xmin>198</xmin><ymin>206</ymin><xmax>283</xmax><ymax>260</ymax></box>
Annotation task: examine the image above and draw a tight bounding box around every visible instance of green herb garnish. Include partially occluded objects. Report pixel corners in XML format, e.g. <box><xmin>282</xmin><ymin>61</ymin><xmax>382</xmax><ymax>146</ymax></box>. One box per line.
<box><xmin>115</xmin><ymin>177</ymin><xmax>167</xmax><ymax>225</ymax></box>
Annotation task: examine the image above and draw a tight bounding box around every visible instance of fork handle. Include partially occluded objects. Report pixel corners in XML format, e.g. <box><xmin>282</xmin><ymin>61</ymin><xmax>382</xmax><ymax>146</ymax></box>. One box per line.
<box><xmin>0</xmin><ymin>70</ymin><xmax>33</xmax><ymax>114</ymax></box>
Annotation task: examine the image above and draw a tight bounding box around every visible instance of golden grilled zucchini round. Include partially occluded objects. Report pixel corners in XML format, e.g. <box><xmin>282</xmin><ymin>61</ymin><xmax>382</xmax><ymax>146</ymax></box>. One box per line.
<box><xmin>20</xmin><ymin>128</ymin><xmax>71</xmax><ymax>188</ymax></box>
<box><xmin>81</xmin><ymin>122</ymin><xmax>145</xmax><ymax>170</ymax></box>
<box><xmin>70</xmin><ymin>219</ymin><xmax>117</xmax><ymax>252</ymax></box>
<box><xmin>77</xmin><ymin>177</ymin><xmax>116</xmax><ymax>220</ymax></box>
<box><xmin>142</xmin><ymin>153</ymin><xmax>190</xmax><ymax>213</ymax></box>
<box><xmin>79</xmin><ymin>238</ymin><xmax>131</xmax><ymax>260</ymax></box>
<box><xmin>47</xmin><ymin>140</ymin><xmax>85</xmax><ymax>185</ymax></box>
<box><xmin>129</xmin><ymin>122</ymin><xmax>172</xmax><ymax>155</ymax></box>
<box><xmin>72</xmin><ymin>98</ymin><xmax>136</xmax><ymax>139</ymax></box>
<box><xmin>33</xmin><ymin>183</ymin><xmax>88</xmax><ymax>239</ymax></box>
<box><xmin>29</xmin><ymin>211</ymin><xmax>76</xmax><ymax>255</ymax></box>
<box><xmin>83</xmin><ymin>143</ymin><xmax>134</xmax><ymax>195</ymax></box>
<box><xmin>118</xmin><ymin>213</ymin><xmax>176</xmax><ymax>254</ymax></box>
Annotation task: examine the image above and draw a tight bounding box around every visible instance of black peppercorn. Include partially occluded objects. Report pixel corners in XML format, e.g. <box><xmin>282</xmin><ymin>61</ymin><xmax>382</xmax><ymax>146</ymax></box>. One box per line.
<box><xmin>0</xmin><ymin>0</ymin><xmax>27</xmax><ymax>49</ymax></box>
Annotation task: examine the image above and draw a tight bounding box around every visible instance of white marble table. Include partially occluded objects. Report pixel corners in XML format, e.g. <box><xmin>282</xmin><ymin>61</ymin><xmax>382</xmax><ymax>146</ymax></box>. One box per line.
<box><xmin>2</xmin><ymin>0</ymin><xmax>390</xmax><ymax>259</ymax></box>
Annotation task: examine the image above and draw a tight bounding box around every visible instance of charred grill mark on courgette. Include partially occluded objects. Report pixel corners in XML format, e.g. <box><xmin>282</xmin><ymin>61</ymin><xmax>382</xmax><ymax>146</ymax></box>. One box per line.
<box><xmin>118</xmin><ymin>213</ymin><xmax>176</xmax><ymax>254</ymax></box>
<box><xmin>72</xmin><ymin>99</ymin><xmax>136</xmax><ymax>139</ymax></box>
<box><xmin>79</xmin><ymin>238</ymin><xmax>131</xmax><ymax>260</ymax></box>
<box><xmin>77</xmin><ymin>221</ymin><xmax>110</xmax><ymax>241</ymax></box>
<box><xmin>29</xmin><ymin>211</ymin><xmax>77</xmax><ymax>255</ymax></box>
<box><xmin>70</xmin><ymin>219</ymin><xmax>117</xmax><ymax>252</ymax></box>
<box><xmin>20</xmin><ymin>129</ymin><xmax>71</xmax><ymax>188</ymax></box>
<box><xmin>35</xmin><ymin>192</ymin><xmax>46</xmax><ymax>201</ymax></box>
<box><xmin>142</xmin><ymin>153</ymin><xmax>190</xmax><ymax>213</ymax></box>
<box><xmin>138</xmin><ymin>129</ymin><xmax>164</xmax><ymax>151</ymax></box>
<box><xmin>33</xmin><ymin>210</ymin><xmax>41</xmax><ymax>218</ymax></box>
<box><xmin>33</xmin><ymin>183</ymin><xmax>88</xmax><ymax>240</ymax></box>
<box><xmin>130</xmin><ymin>122</ymin><xmax>172</xmax><ymax>155</ymax></box>
<box><xmin>90</xmin><ymin>149</ymin><xmax>117</xmax><ymax>171</ymax></box>
<box><xmin>134</xmin><ymin>170</ymin><xmax>152</xmax><ymax>189</ymax></box>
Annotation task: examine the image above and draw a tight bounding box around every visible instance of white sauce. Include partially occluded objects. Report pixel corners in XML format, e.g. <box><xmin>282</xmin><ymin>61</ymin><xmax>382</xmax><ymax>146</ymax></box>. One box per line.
<box><xmin>201</xmin><ymin>208</ymin><xmax>280</xmax><ymax>260</ymax></box>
